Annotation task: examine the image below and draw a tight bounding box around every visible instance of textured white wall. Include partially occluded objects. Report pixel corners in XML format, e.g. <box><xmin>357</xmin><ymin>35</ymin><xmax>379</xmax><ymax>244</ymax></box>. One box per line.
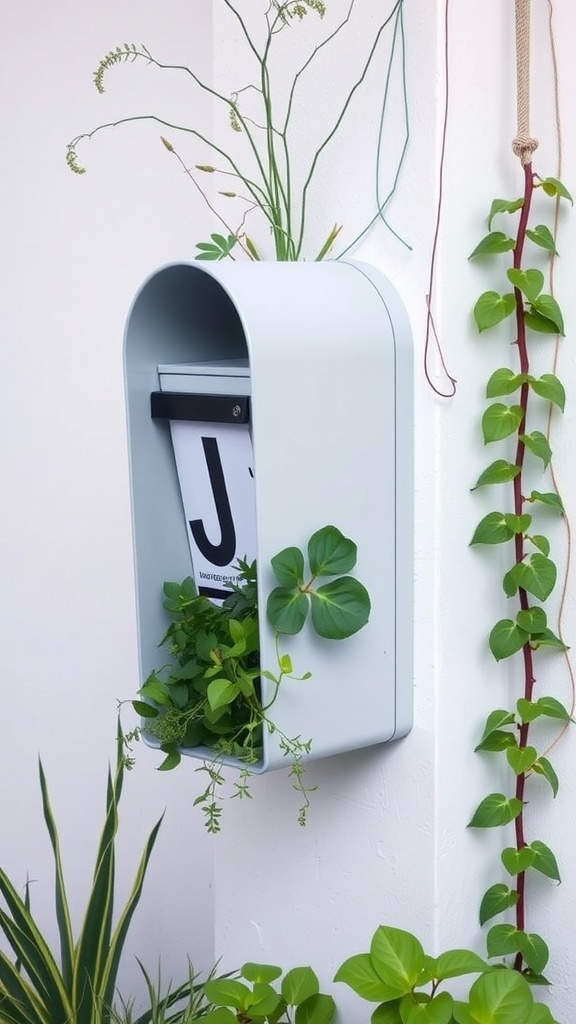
<box><xmin>0</xmin><ymin>0</ymin><xmax>216</xmax><ymax>1005</ymax></box>
<box><xmin>2</xmin><ymin>1</ymin><xmax>576</xmax><ymax>1021</ymax></box>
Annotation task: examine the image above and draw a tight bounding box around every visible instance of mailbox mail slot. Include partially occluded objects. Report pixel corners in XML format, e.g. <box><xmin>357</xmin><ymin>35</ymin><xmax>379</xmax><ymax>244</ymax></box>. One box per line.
<box><xmin>152</xmin><ymin>360</ymin><xmax>255</xmax><ymax>600</ymax></box>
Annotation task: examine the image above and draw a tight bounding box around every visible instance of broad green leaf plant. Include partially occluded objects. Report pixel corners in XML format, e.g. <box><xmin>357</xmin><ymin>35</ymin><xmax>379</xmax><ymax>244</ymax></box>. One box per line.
<box><xmin>202</xmin><ymin>963</ymin><xmax>335</xmax><ymax>1024</ymax></box>
<box><xmin>335</xmin><ymin>925</ymin><xmax>556</xmax><ymax>1024</ymax></box>
<box><xmin>133</xmin><ymin>525</ymin><xmax>370</xmax><ymax>833</ymax></box>
<box><xmin>66</xmin><ymin>0</ymin><xmax>407</xmax><ymax>261</ymax></box>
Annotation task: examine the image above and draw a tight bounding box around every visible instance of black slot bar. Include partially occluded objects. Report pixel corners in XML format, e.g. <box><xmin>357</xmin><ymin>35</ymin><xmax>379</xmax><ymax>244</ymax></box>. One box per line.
<box><xmin>151</xmin><ymin>391</ymin><xmax>250</xmax><ymax>424</ymax></box>
<box><xmin>198</xmin><ymin>585</ymin><xmax>233</xmax><ymax>601</ymax></box>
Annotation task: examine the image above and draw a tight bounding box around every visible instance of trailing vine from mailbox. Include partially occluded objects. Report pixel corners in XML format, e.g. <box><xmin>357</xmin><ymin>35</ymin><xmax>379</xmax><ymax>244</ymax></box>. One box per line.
<box><xmin>131</xmin><ymin>525</ymin><xmax>370</xmax><ymax>833</ymax></box>
<box><xmin>66</xmin><ymin>0</ymin><xmax>409</xmax><ymax>261</ymax></box>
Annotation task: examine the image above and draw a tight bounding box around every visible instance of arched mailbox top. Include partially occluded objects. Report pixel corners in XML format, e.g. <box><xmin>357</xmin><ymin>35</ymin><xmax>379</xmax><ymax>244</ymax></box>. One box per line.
<box><xmin>125</xmin><ymin>258</ymin><xmax>411</xmax><ymax>367</ymax></box>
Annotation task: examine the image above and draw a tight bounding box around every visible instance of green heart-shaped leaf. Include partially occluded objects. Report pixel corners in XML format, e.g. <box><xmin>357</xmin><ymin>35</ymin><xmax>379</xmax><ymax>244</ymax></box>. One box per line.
<box><xmin>486</xmin><ymin>367</ymin><xmax>526</xmax><ymax>397</ymax></box>
<box><xmin>310</xmin><ymin>577</ymin><xmax>370</xmax><ymax>639</ymax></box>
<box><xmin>400</xmin><ymin>991</ymin><xmax>453</xmax><ymax>1024</ymax></box>
<box><xmin>474</xmin><ymin>291</ymin><xmax>516</xmax><ymax>332</ymax></box>
<box><xmin>242</xmin><ymin>964</ymin><xmax>283</xmax><ymax>985</ymax></box>
<box><xmin>475</xmin><ymin>729</ymin><xmax>517</xmax><ymax>753</ymax></box>
<box><xmin>434</xmin><ymin>950</ymin><xmax>489</xmax><ymax>980</ymax></box>
<box><xmin>529</xmin><ymin>374</ymin><xmax>566</xmax><ymax>411</ymax></box>
<box><xmin>530</xmin><ymin>535</ymin><xmax>550</xmax><ymax>557</ymax></box>
<box><xmin>516</xmin><ymin>699</ymin><xmax>543</xmax><ymax>723</ymax></box>
<box><xmin>468</xmin><ymin>970</ymin><xmax>533</xmax><ymax>1024</ymax></box>
<box><xmin>530</xmin><ymin>294</ymin><xmax>564</xmax><ymax>334</ymax></box>
<box><xmin>489</xmin><ymin>619</ymin><xmax>528</xmax><ymax>660</ymax></box>
<box><xmin>470</xmin><ymin>513</ymin><xmax>514</xmax><ymax>545</ymax></box>
<box><xmin>207</xmin><ymin>678</ymin><xmax>240</xmax><ymax>713</ymax></box>
<box><xmin>271</xmin><ymin>546</ymin><xmax>305</xmax><ymax>586</ymax></box>
<box><xmin>482</xmin><ymin>404</ymin><xmax>524</xmax><ymax>443</ymax></box>
<box><xmin>369</xmin><ymin>1002</ymin><xmax>403</xmax><ymax>1024</ymax></box>
<box><xmin>528</xmin><ymin>490</ymin><xmax>564</xmax><ymax>513</ymax></box>
<box><xmin>503</xmin><ymin>513</ymin><xmax>531</xmax><ymax>535</ymax></box>
<box><xmin>308</xmin><ymin>525</ymin><xmax>357</xmax><ymax>576</ymax></box>
<box><xmin>281</xmin><ymin>967</ymin><xmax>319</xmax><ymax>1006</ymax></box>
<box><xmin>468</xmin><ymin>794</ymin><xmax>522</xmax><ymax>828</ymax></box>
<box><xmin>487</xmin><ymin>197</ymin><xmax>523</xmax><ymax>229</ymax></box>
<box><xmin>532</xmin><ymin>757</ymin><xmax>559</xmax><ymax>797</ymax></box>
<box><xmin>508</xmin><ymin>555</ymin><xmax>557</xmax><ymax>601</ymax></box>
<box><xmin>486</xmin><ymin>923</ymin><xmax>524</xmax><ymax>957</ymax></box>
<box><xmin>204</xmin><ymin>979</ymin><xmax>252</xmax><ymax>1011</ymax></box>
<box><xmin>516</xmin><ymin>607</ymin><xmax>547</xmax><ymax>635</ymax></box>
<box><xmin>526</xmin><ymin>224</ymin><xmax>557</xmax><ymax>253</ymax></box>
<box><xmin>295</xmin><ymin>993</ymin><xmax>336</xmax><ymax>1024</ymax></box>
<box><xmin>469</xmin><ymin>232</ymin><xmax>516</xmax><ymax>258</ymax></box>
<box><xmin>534</xmin><ymin>696</ymin><xmax>570</xmax><ymax>720</ymax></box>
<box><xmin>520</xmin><ymin>431</ymin><xmax>553</xmax><ymax>467</ymax></box>
<box><xmin>472</xmin><ymin>460</ymin><xmax>520</xmax><ymax>489</ymax></box>
<box><xmin>267</xmin><ymin>588</ymin><xmax>309</xmax><ymax>635</ymax></box>
<box><xmin>517</xmin><ymin>933</ymin><xmax>549</xmax><ymax>975</ymax></box>
<box><xmin>334</xmin><ymin>953</ymin><xmax>396</xmax><ymax>1002</ymax></box>
<box><xmin>506</xmin><ymin>745</ymin><xmax>537</xmax><ymax>774</ymax></box>
<box><xmin>370</xmin><ymin>926</ymin><xmax>426</xmax><ymax>992</ymax></box>
<box><xmin>538</xmin><ymin>176</ymin><xmax>573</xmax><ymax>203</ymax></box>
<box><xmin>479</xmin><ymin>884</ymin><xmax>518</xmax><ymax>926</ymax></box>
<box><xmin>479</xmin><ymin>709</ymin><xmax>516</xmax><ymax>741</ymax></box>
<box><xmin>524</xmin><ymin>310</ymin><xmax>561</xmax><ymax>335</ymax></box>
<box><xmin>530</xmin><ymin>627</ymin><xmax>567</xmax><ymax>651</ymax></box>
<box><xmin>530</xmin><ymin>840</ymin><xmax>561</xmax><ymax>881</ymax></box>
<box><xmin>507</xmin><ymin>268</ymin><xmax>544</xmax><ymax>302</ymax></box>
<box><xmin>501</xmin><ymin>845</ymin><xmax>535</xmax><ymax>874</ymax></box>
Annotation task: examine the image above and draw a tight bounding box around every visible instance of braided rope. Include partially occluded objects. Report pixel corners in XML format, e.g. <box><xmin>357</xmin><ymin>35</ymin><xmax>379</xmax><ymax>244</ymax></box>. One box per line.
<box><xmin>512</xmin><ymin>0</ymin><xmax>538</xmax><ymax>163</ymax></box>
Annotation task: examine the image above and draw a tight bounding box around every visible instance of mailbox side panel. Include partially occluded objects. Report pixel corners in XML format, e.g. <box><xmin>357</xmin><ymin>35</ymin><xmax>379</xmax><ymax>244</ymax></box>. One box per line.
<box><xmin>211</xmin><ymin>260</ymin><xmax>413</xmax><ymax>769</ymax></box>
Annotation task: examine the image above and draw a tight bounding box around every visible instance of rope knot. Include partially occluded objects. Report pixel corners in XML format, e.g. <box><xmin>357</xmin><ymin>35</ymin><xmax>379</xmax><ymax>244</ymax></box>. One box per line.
<box><xmin>512</xmin><ymin>133</ymin><xmax>539</xmax><ymax>165</ymax></box>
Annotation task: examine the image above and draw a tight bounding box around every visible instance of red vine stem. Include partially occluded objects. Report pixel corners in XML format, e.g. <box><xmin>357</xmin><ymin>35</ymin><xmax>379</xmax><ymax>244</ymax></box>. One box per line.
<box><xmin>512</xmin><ymin>161</ymin><xmax>536</xmax><ymax>970</ymax></box>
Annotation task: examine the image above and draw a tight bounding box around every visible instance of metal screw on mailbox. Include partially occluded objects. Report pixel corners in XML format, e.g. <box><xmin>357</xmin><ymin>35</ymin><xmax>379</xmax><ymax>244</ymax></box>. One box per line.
<box><xmin>232</xmin><ymin>404</ymin><xmax>242</xmax><ymax>418</ymax></box>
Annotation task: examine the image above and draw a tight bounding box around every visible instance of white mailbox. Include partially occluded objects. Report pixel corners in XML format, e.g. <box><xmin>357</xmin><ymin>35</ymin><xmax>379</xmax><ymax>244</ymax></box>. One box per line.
<box><xmin>124</xmin><ymin>259</ymin><xmax>413</xmax><ymax>771</ymax></box>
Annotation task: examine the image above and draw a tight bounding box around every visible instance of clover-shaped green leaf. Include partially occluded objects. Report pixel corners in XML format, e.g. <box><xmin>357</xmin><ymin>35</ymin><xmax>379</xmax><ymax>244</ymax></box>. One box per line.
<box><xmin>267</xmin><ymin>526</ymin><xmax>370</xmax><ymax>640</ymax></box>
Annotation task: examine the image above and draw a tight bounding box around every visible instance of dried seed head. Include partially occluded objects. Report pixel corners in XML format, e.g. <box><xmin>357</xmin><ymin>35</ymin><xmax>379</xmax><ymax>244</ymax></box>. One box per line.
<box><xmin>229</xmin><ymin>105</ymin><xmax>242</xmax><ymax>133</ymax></box>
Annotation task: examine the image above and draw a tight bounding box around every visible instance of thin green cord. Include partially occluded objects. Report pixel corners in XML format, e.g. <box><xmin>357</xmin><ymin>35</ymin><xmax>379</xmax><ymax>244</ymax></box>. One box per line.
<box><xmin>336</xmin><ymin>0</ymin><xmax>411</xmax><ymax>259</ymax></box>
